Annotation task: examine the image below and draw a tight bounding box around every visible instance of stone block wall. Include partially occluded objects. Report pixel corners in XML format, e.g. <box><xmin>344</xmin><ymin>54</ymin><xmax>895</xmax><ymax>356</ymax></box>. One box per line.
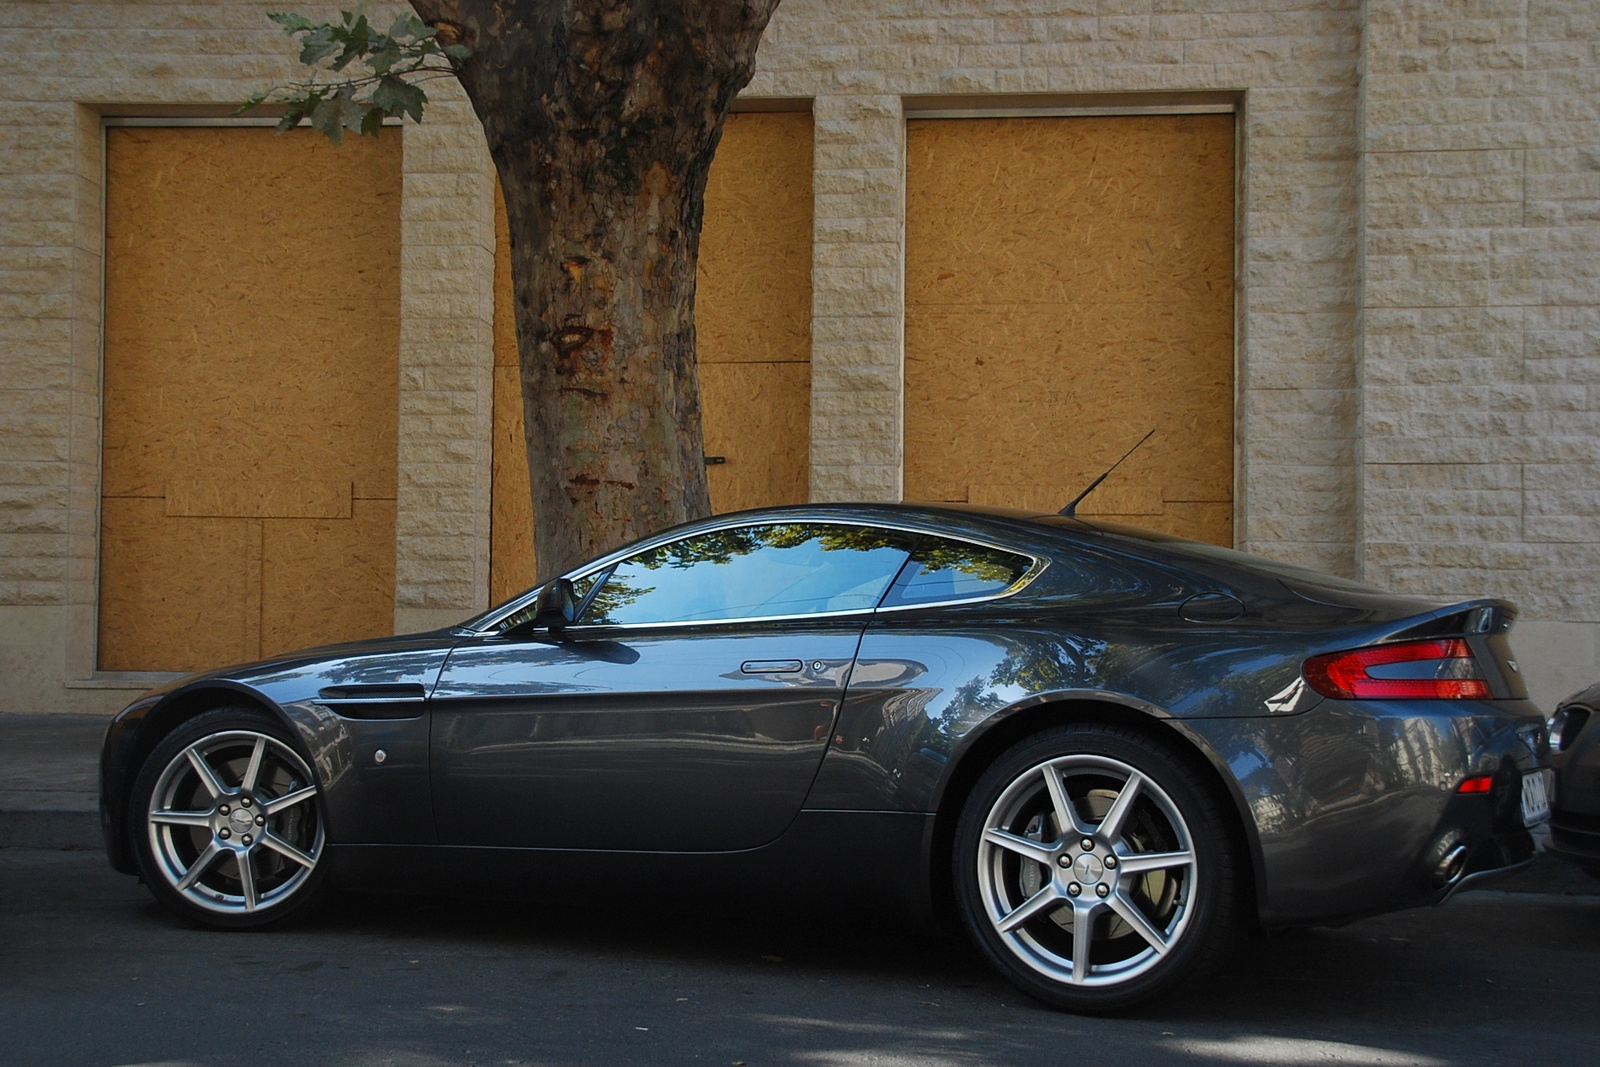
<box><xmin>1361</xmin><ymin>0</ymin><xmax>1600</xmax><ymax>706</ymax></box>
<box><xmin>0</xmin><ymin>2</ymin><xmax>495</xmax><ymax>711</ymax></box>
<box><xmin>0</xmin><ymin>0</ymin><xmax>1595</xmax><ymax>712</ymax></box>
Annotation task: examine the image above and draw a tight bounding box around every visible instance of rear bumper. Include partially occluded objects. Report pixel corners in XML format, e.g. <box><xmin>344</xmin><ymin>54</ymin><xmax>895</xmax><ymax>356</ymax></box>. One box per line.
<box><xmin>1186</xmin><ymin>698</ymin><xmax>1548</xmax><ymax>928</ymax></box>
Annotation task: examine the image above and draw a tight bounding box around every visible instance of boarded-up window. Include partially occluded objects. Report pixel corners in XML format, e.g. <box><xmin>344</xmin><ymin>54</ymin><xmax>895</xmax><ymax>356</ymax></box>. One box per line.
<box><xmin>490</xmin><ymin>110</ymin><xmax>814</xmax><ymax>603</ymax></box>
<box><xmin>99</xmin><ymin>127</ymin><xmax>401</xmax><ymax>672</ymax></box>
<box><xmin>904</xmin><ymin>114</ymin><xmax>1235</xmax><ymax>546</ymax></box>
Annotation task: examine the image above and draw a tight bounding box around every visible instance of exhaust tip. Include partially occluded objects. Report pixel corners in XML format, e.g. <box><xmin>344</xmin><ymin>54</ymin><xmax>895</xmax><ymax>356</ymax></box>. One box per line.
<box><xmin>1434</xmin><ymin>842</ymin><xmax>1469</xmax><ymax>888</ymax></box>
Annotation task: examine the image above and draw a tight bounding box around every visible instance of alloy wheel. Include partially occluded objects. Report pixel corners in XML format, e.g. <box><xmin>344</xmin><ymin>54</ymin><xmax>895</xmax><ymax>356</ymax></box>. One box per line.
<box><xmin>145</xmin><ymin>729</ymin><xmax>324</xmax><ymax>916</ymax></box>
<box><xmin>975</xmin><ymin>753</ymin><xmax>1198</xmax><ymax>988</ymax></box>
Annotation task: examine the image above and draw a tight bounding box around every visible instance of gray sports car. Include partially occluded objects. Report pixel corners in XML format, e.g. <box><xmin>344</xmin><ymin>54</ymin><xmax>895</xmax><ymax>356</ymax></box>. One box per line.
<box><xmin>100</xmin><ymin>503</ymin><xmax>1551</xmax><ymax>1012</ymax></box>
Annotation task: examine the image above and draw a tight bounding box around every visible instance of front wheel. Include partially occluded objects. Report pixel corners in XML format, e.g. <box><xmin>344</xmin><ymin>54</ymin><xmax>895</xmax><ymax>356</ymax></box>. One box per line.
<box><xmin>129</xmin><ymin>708</ymin><xmax>329</xmax><ymax>929</ymax></box>
<box><xmin>953</xmin><ymin>724</ymin><xmax>1238</xmax><ymax>1012</ymax></box>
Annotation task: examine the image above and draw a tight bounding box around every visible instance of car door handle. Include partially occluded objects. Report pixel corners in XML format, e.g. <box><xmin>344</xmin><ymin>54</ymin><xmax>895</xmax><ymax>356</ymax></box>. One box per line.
<box><xmin>741</xmin><ymin>659</ymin><xmax>803</xmax><ymax>674</ymax></box>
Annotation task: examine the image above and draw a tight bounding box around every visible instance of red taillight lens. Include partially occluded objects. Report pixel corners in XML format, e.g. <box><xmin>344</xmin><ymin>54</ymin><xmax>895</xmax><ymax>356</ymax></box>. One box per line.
<box><xmin>1303</xmin><ymin>638</ymin><xmax>1490</xmax><ymax>700</ymax></box>
<box><xmin>1457</xmin><ymin>775</ymin><xmax>1494</xmax><ymax>794</ymax></box>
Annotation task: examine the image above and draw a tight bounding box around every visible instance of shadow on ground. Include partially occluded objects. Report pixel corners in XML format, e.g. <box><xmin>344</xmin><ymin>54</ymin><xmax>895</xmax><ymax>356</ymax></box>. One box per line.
<box><xmin>2</xmin><ymin>850</ymin><xmax>1598</xmax><ymax>1067</ymax></box>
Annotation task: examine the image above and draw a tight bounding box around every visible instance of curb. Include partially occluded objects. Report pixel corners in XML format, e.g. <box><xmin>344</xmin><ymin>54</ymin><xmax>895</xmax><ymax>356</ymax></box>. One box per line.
<box><xmin>0</xmin><ymin>810</ymin><xmax>101</xmax><ymax>851</ymax></box>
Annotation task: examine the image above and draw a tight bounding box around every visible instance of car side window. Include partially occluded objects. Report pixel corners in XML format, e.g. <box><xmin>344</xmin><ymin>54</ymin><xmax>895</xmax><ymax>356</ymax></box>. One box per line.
<box><xmin>879</xmin><ymin>536</ymin><xmax>1034</xmax><ymax>608</ymax></box>
<box><xmin>580</xmin><ymin>523</ymin><xmax>919</xmax><ymax>626</ymax></box>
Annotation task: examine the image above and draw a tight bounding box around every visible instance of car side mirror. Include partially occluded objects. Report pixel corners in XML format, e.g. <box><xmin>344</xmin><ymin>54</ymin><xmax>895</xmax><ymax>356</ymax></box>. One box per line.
<box><xmin>530</xmin><ymin>578</ymin><xmax>578</xmax><ymax>631</ymax></box>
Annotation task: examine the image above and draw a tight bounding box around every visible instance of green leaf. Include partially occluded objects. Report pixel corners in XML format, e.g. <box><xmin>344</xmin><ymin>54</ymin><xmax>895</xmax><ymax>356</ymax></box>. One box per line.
<box><xmin>367</xmin><ymin>37</ymin><xmax>403</xmax><ymax>75</ymax></box>
<box><xmin>234</xmin><ymin>90</ymin><xmax>268</xmax><ymax>116</ymax></box>
<box><xmin>276</xmin><ymin>92</ymin><xmax>317</xmax><ymax>133</ymax></box>
<box><xmin>442</xmin><ymin>43</ymin><xmax>472</xmax><ymax>61</ymax></box>
<box><xmin>360</xmin><ymin>106</ymin><xmax>385</xmax><ymax>138</ymax></box>
<box><xmin>298</xmin><ymin>26</ymin><xmax>339</xmax><ymax>65</ymax></box>
<box><xmin>268</xmin><ymin>11</ymin><xmax>314</xmax><ymax>33</ymax></box>
<box><xmin>310</xmin><ymin>89</ymin><xmax>365</xmax><ymax>145</ymax></box>
<box><xmin>372</xmin><ymin>75</ymin><xmax>427</xmax><ymax>123</ymax></box>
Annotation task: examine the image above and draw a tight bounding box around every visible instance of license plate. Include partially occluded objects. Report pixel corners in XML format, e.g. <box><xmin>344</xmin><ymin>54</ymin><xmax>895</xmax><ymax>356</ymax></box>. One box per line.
<box><xmin>1521</xmin><ymin>768</ymin><xmax>1553</xmax><ymax>827</ymax></box>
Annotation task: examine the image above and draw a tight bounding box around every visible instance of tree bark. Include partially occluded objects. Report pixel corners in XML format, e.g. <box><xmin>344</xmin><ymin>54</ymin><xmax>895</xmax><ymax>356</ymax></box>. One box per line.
<box><xmin>408</xmin><ymin>0</ymin><xmax>781</xmax><ymax>578</ymax></box>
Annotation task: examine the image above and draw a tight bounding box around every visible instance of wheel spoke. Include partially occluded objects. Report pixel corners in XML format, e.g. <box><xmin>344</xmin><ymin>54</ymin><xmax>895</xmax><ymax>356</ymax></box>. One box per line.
<box><xmin>150</xmin><ymin>809</ymin><xmax>212</xmax><ymax>828</ymax></box>
<box><xmin>1041</xmin><ymin>764</ymin><xmax>1089</xmax><ymax>837</ymax></box>
<box><xmin>996</xmin><ymin>883</ymin><xmax>1065</xmax><ymax>933</ymax></box>
<box><xmin>240</xmin><ymin>737</ymin><xmax>267</xmax><ymax>793</ymax></box>
<box><xmin>175</xmin><ymin>841</ymin><xmax>221</xmax><ymax>892</ymax></box>
<box><xmin>1071</xmin><ymin>900</ymin><xmax>1098</xmax><ymax>983</ymax></box>
<box><xmin>236</xmin><ymin>851</ymin><xmax>259</xmax><ymax>912</ymax></box>
<box><xmin>261</xmin><ymin>830</ymin><xmax>316</xmax><ymax>870</ymax></box>
<box><xmin>984</xmin><ymin>827</ymin><xmax>1057</xmax><ymax>866</ymax></box>
<box><xmin>1116</xmin><ymin>849</ymin><xmax>1193</xmax><ymax>875</ymax></box>
<box><xmin>1096</xmin><ymin>771</ymin><xmax>1143</xmax><ymax>842</ymax></box>
<box><xmin>1108</xmin><ymin>889</ymin><xmax>1171</xmax><ymax>955</ymax></box>
<box><xmin>262</xmin><ymin>785</ymin><xmax>317</xmax><ymax>816</ymax></box>
<box><xmin>184</xmin><ymin>746</ymin><xmax>230</xmax><ymax>799</ymax></box>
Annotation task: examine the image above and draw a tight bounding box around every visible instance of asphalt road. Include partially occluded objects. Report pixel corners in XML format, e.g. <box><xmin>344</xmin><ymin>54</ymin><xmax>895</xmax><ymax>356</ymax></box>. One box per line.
<box><xmin>4</xmin><ymin>849</ymin><xmax>1598</xmax><ymax>1067</ymax></box>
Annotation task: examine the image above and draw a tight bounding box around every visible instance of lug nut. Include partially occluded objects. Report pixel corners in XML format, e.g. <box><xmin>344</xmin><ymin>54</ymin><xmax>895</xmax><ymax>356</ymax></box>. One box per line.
<box><xmin>242</xmin><ymin>834</ymin><xmax>253</xmax><ymax>845</ymax></box>
<box><xmin>255</xmin><ymin>816</ymin><xmax>265</xmax><ymax>826</ymax></box>
<box><xmin>1080</xmin><ymin>838</ymin><xmax>1095</xmax><ymax>852</ymax></box>
<box><xmin>1057</xmin><ymin>854</ymin><xmax>1072</xmax><ymax>868</ymax></box>
<box><xmin>1067</xmin><ymin>883</ymin><xmax>1081</xmax><ymax>897</ymax></box>
<box><xmin>219</xmin><ymin>829</ymin><xmax>231</xmax><ymax>840</ymax></box>
<box><xmin>1096</xmin><ymin>884</ymin><xmax>1110</xmax><ymax>898</ymax></box>
<box><xmin>219</xmin><ymin>805</ymin><xmax>230</xmax><ymax>815</ymax></box>
<box><xmin>240</xmin><ymin>797</ymin><xmax>251</xmax><ymax>808</ymax></box>
<box><xmin>1103</xmin><ymin>855</ymin><xmax>1117</xmax><ymax>870</ymax></box>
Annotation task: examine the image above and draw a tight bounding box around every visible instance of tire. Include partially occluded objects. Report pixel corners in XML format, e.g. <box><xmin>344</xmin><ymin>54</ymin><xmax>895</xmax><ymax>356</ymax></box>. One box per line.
<box><xmin>128</xmin><ymin>707</ymin><xmax>330</xmax><ymax>929</ymax></box>
<box><xmin>953</xmin><ymin>723</ymin><xmax>1238</xmax><ymax>1013</ymax></box>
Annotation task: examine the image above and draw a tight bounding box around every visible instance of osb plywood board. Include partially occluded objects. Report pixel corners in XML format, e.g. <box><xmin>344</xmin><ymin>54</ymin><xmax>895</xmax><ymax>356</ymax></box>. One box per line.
<box><xmin>905</xmin><ymin>114</ymin><xmax>1235</xmax><ymax>546</ymax></box>
<box><xmin>100</xmin><ymin>127</ymin><xmax>401</xmax><ymax>670</ymax></box>
<box><xmin>697</xmin><ymin>112</ymin><xmax>814</xmax><ymax>365</ymax></box>
<box><xmin>260</xmin><ymin>499</ymin><xmax>396</xmax><ymax>658</ymax></box>
<box><xmin>98</xmin><ymin>498</ymin><xmax>260</xmax><ymax>672</ymax></box>
<box><xmin>701</xmin><ymin>362</ymin><xmax>811</xmax><ymax>514</ymax></box>
<box><xmin>102</xmin><ymin>127</ymin><xmax>401</xmax><ymax>501</ymax></box>
<box><xmin>166</xmin><ymin>477</ymin><xmax>351</xmax><ymax>519</ymax></box>
<box><xmin>490</xmin><ymin>364</ymin><xmax>539</xmax><ymax>605</ymax></box>
<box><xmin>489</xmin><ymin>114</ymin><xmax>813</xmax><ymax>599</ymax></box>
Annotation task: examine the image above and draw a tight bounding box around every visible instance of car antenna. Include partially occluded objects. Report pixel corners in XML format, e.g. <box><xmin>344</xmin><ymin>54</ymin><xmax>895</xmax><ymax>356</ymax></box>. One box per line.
<box><xmin>1059</xmin><ymin>429</ymin><xmax>1157</xmax><ymax>517</ymax></box>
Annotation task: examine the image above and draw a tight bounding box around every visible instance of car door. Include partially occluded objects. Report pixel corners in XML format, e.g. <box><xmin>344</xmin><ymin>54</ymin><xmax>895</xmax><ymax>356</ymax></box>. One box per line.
<box><xmin>429</xmin><ymin>521</ymin><xmax>919</xmax><ymax>852</ymax></box>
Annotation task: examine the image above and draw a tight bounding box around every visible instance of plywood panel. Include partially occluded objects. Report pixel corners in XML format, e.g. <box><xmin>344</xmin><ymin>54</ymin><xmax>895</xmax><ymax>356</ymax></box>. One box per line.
<box><xmin>701</xmin><ymin>362</ymin><xmax>811</xmax><ymax>513</ymax></box>
<box><xmin>697</xmin><ymin>112</ymin><xmax>814</xmax><ymax>365</ymax></box>
<box><xmin>99</xmin><ymin>126</ymin><xmax>400</xmax><ymax>671</ymax></box>
<box><xmin>99</xmin><ymin>498</ymin><xmax>260</xmax><ymax>672</ymax></box>
<box><xmin>490</xmin><ymin>365</ymin><xmax>539</xmax><ymax>606</ymax></box>
<box><xmin>905</xmin><ymin>114</ymin><xmax>1235</xmax><ymax>545</ymax></box>
<box><xmin>165</xmin><ymin>477</ymin><xmax>351</xmax><ymax>519</ymax></box>
<box><xmin>261</xmin><ymin>499</ymin><xmax>397</xmax><ymax>658</ymax></box>
<box><xmin>489</xmin><ymin>111</ymin><xmax>814</xmax><ymax>601</ymax></box>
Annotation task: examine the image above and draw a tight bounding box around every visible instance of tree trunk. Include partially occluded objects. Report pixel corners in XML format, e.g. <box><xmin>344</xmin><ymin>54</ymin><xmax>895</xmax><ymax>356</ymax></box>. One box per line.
<box><xmin>408</xmin><ymin>0</ymin><xmax>781</xmax><ymax>579</ymax></box>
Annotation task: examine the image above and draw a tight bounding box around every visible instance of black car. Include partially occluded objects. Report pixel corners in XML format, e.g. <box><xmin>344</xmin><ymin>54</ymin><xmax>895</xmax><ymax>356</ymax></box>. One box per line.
<box><xmin>100</xmin><ymin>503</ymin><xmax>1551</xmax><ymax>1011</ymax></box>
<box><xmin>1547</xmin><ymin>683</ymin><xmax>1600</xmax><ymax>879</ymax></box>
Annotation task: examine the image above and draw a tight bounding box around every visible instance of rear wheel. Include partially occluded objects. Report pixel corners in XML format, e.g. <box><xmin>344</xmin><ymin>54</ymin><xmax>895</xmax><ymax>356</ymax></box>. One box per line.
<box><xmin>953</xmin><ymin>724</ymin><xmax>1237</xmax><ymax>1012</ymax></box>
<box><xmin>129</xmin><ymin>707</ymin><xmax>329</xmax><ymax>929</ymax></box>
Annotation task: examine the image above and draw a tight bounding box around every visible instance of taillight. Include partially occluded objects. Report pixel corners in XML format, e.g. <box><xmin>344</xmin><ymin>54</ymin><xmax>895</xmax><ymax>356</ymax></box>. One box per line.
<box><xmin>1303</xmin><ymin>638</ymin><xmax>1490</xmax><ymax>700</ymax></box>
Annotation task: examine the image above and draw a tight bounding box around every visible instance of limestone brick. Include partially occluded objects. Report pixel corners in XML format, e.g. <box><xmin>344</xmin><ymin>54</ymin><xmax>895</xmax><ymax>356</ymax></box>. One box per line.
<box><xmin>1359</xmin><ymin>0</ymin><xmax>1600</xmax><ymax>667</ymax></box>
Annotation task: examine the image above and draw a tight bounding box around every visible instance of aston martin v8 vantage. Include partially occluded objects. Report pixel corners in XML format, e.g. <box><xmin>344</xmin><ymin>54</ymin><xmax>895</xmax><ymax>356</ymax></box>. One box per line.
<box><xmin>100</xmin><ymin>503</ymin><xmax>1551</xmax><ymax>1011</ymax></box>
